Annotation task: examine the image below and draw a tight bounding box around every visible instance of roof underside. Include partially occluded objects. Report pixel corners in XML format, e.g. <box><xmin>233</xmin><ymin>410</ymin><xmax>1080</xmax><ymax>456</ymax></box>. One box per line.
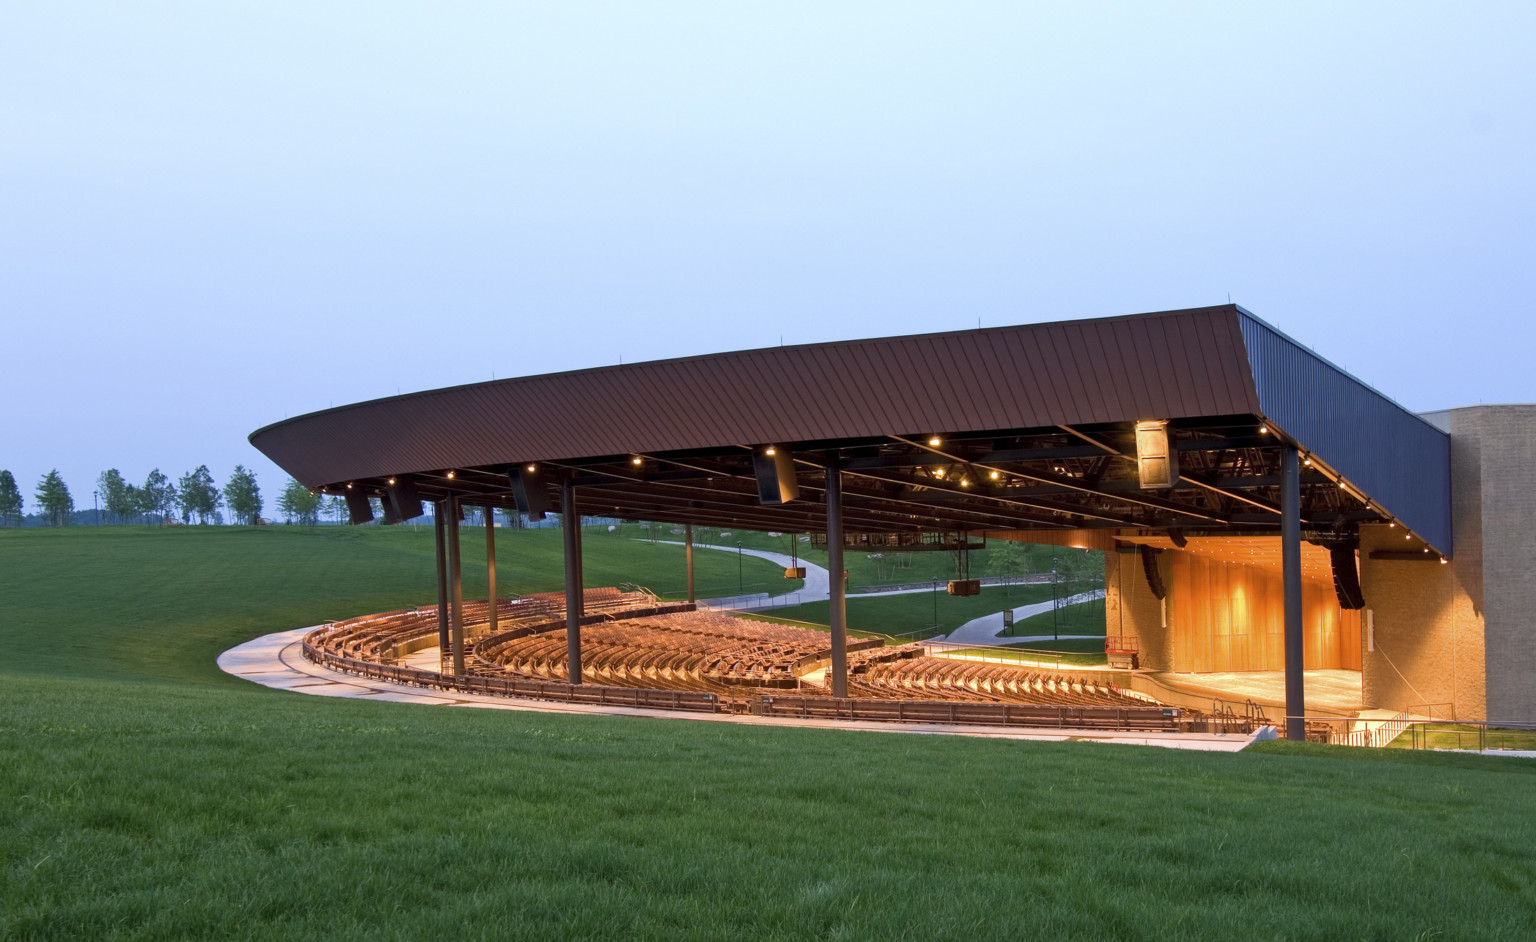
<box><xmin>250</xmin><ymin>304</ymin><xmax>1452</xmax><ymax>555</ymax></box>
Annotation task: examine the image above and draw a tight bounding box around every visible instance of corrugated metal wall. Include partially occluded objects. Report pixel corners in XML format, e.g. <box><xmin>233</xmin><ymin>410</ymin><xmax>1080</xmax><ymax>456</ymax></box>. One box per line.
<box><xmin>1237</xmin><ymin>311</ymin><xmax>1452</xmax><ymax>554</ymax></box>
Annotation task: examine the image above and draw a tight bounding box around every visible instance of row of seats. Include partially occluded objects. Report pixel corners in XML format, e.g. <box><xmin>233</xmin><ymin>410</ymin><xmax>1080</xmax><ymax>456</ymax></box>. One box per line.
<box><xmin>853</xmin><ymin>655</ymin><xmax>1139</xmax><ymax>707</ymax></box>
<box><xmin>310</xmin><ymin>588</ymin><xmax>659</xmax><ymax>663</ymax></box>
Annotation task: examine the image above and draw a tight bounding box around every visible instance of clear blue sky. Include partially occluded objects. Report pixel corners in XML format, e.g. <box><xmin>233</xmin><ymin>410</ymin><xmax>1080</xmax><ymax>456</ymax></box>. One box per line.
<box><xmin>2</xmin><ymin>3</ymin><xmax>1532</xmax><ymax>510</ymax></box>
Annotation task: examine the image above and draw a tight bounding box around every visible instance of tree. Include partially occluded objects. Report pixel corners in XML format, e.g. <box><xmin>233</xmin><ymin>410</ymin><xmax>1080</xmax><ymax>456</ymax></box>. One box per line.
<box><xmin>278</xmin><ymin>478</ymin><xmax>321</xmax><ymax>526</ymax></box>
<box><xmin>0</xmin><ymin>470</ymin><xmax>21</xmax><ymax>526</ymax></box>
<box><xmin>35</xmin><ymin>470</ymin><xmax>74</xmax><ymax>526</ymax></box>
<box><xmin>223</xmin><ymin>465</ymin><xmax>263</xmax><ymax>525</ymax></box>
<box><xmin>142</xmin><ymin>469</ymin><xmax>176</xmax><ymax>525</ymax></box>
<box><xmin>177</xmin><ymin>466</ymin><xmax>220</xmax><ymax>524</ymax></box>
<box><xmin>97</xmin><ymin>469</ymin><xmax>136</xmax><ymax>523</ymax></box>
<box><xmin>985</xmin><ymin>540</ymin><xmax>1029</xmax><ymax>595</ymax></box>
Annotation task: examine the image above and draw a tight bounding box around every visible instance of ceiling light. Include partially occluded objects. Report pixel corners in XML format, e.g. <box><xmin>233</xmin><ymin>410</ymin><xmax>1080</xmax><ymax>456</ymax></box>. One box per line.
<box><xmin>929</xmin><ymin>436</ymin><xmax>941</xmax><ymax>446</ymax></box>
<box><xmin>933</xmin><ymin>468</ymin><xmax>945</xmax><ymax>478</ymax></box>
<box><xmin>1303</xmin><ymin>458</ymin><xmax>1312</xmax><ymax>466</ymax></box>
<box><xmin>1260</xmin><ymin>425</ymin><xmax>1269</xmax><ymax>434</ymax></box>
<box><xmin>765</xmin><ymin>446</ymin><xmax>776</xmax><ymax>456</ymax></box>
<box><xmin>989</xmin><ymin>470</ymin><xmax>999</xmax><ymax>480</ymax></box>
<box><xmin>960</xmin><ymin>479</ymin><xmax>970</xmax><ymax>487</ymax></box>
<box><xmin>631</xmin><ymin>456</ymin><xmax>643</xmax><ymax>466</ymax></box>
<box><xmin>387</xmin><ymin>477</ymin><xmax>396</xmax><ymax>485</ymax></box>
<box><xmin>446</xmin><ymin>471</ymin><xmax>455</xmax><ymax>479</ymax></box>
<box><xmin>526</xmin><ymin>464</ymin><xmax>536</xmax><ymax>473</ymax></box>
<box><xmin>346</xmin><ymin>483</ymin><xmax>354</xmax><ymax>489</ymax></box>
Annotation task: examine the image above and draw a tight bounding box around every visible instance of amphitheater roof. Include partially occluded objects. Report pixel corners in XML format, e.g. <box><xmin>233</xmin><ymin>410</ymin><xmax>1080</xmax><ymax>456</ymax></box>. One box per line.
<box><xmin>250</xmin><ymin>304</ymin><xmax>1452</xmax><ymax>555</ymax></box>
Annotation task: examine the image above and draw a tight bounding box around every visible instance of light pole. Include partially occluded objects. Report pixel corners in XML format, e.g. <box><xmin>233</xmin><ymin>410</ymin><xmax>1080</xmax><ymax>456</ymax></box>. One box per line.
<box><xmin>1052</xmin><ymin>555</ymin><xmax>1060</xmax><ymax>641</ymax></box>
<box><xmin>93</xmin><ymin>490</ymin><xmax>99</xmax><ymax>525</ymax></box>
<box><xmin>736</xmin><ymin>542</ymin><xmax>743</xmax><ymax>594</ymax></box>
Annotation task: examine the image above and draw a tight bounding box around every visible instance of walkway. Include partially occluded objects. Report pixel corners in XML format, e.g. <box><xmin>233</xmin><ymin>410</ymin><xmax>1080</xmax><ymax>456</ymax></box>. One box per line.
<box><xmin>934</xmin><ymin>589</ymin><xmax>1106</xmax><ymax>646</ymax></box>
<box><xmin>217</xmin><ymin>628</ymin><xmax>1270</xmax><ymax>752</ymax></box>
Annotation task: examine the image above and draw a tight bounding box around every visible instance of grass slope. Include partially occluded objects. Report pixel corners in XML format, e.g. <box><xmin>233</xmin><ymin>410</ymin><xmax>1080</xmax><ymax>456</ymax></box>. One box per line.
<box><xmin>768</xmin><ymin>584</ymin><xmax>1058</xmax><ymax>639</ymax></box>
<box><xmin>3</xmin><ymin>528</ymin><xmax>1535</xmax><ymax>940</ymax></box>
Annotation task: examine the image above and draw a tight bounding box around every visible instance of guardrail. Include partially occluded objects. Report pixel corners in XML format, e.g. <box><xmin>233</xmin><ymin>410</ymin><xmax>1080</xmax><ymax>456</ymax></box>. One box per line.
<box><xmin>303</xmin><ymin>641</ymin><xmax>722</xmax><ymax>713</ymax></box>
<box><xmin>749</xmin><ymin>695</ymin><xmax>1205</xmax><ymax>733</ymax></box>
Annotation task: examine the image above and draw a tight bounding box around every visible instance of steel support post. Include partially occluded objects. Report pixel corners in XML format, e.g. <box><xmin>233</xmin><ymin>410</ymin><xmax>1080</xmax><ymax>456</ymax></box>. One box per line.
<box><xmin>685</xmin><ymin>523</ymin><xmax>695</xmax><ymax>603</ymax></box>
<box><xmin>447</xmin><ymin>493</ymin><xmax>465</xmax><ymax>678</ymax></box>
<box><xmin>561</xmin><ymin>473</ymin><xmax>584</xmax><ymax>683</ymax></box>
<box><xmin>1282</xmin><ymin>444</ymin><xmax>1306</xmax><ymax>741</ymax></box>
<box><xmin>433</xmin><ymin>500</ymin><xmax>449</xmax><ymax>655</ymax></box>
<box><xmin>485</xmin><ymin>504</ymin><xmax>498</xmax><ymax>637</ymax></box>
<box><xmin>826</xmin><ymin>463</ymin><xmax>848</xmax><ymax>698</ymax></box>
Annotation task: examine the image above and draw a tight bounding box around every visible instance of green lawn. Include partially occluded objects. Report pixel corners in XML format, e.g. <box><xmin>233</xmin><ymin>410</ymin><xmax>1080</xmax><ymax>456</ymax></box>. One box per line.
<box><xmin>767</xmin><ymin>584</ymin><xmax>1058</xmax><ymax>639</ymax></box>
<box><xmin>3</xmin><ymin>526</ymin><xmax>1535</xmax><ymax>940</ymax></box>
<box><xmin>1001</xmin><ymin>595</ymin><xmax>1107</xmax><ymax>638</ymax></box>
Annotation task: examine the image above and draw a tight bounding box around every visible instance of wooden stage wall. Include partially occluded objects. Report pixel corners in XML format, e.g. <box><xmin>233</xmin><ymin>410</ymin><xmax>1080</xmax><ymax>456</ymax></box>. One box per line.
<box><xmin>1169</xmin><ymin>553</ymin><xmax>1362</xmax><ymax>673</ymax></box>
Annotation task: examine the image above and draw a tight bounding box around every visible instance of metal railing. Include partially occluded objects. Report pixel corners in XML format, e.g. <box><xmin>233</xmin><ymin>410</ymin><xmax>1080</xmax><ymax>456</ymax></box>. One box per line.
<box><xmin>921</xmin><ymin>640</ymin><xmax>1067</xmax><ymax>670</ymax></box>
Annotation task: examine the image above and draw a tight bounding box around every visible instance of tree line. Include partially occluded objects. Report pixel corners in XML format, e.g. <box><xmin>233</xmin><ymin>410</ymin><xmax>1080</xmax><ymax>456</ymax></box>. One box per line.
<box><xmin>0</xmin><ymin>466</ymin><xmax>267</xmax><ymax>527</ymax></box>
<box><xmin>0</xmin><ymin>467</ymin><xmax>477</xmax><ymax>529</ymax></box>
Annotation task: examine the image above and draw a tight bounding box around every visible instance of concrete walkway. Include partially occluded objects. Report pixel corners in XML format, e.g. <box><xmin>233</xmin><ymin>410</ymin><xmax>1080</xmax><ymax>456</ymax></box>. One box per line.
<box><xmin>652</xmin><ymin>541</ymin><xmax>830</xmax><ymax>608</ymax></box>
<box><xmin>216</xmin><ymin>627</ymin><xmax>1269</xmax><ymax>752</ymax></box>
<box><xmin>933</xmin><ymin>589</ymin><xmax>1105</xmax><ymax>646</ymax></box>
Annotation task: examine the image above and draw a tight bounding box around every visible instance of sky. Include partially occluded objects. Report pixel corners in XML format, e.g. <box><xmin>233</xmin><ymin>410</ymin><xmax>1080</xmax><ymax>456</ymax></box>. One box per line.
<box><xmin>2</xmin><ymin>2</ymin><xmax>1533</xmax><ymax>512</ymax></box>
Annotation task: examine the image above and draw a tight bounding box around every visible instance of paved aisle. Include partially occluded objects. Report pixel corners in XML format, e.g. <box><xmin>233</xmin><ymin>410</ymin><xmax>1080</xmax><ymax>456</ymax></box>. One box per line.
<box><xmin>216</xmin><ymin>628</ymin><xmax>1267</xmax><ymax>752</ymax></box>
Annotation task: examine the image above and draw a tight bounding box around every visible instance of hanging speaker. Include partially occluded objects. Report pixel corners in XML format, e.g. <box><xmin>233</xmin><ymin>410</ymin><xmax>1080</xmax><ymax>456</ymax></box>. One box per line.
<box><xmin>386</xmin><ymin>476</ymin><xmax>424</xmax><ymax>522</ymax></box>
<box><xmin>509</xmin><ymin>466</ymin><xmax>552</xmax><ymax>521</ymax></box>
<box><xmin>1331</xmin><ymin>544</ymin><xmax>1365</xmax><ymax>610</ymax></box>
<box><xmin>344</xmin><ymin>490</ymin><xmax>374</xmax><ymax>525</ymax></box>
<box><xmin>753</xmin><ymin>446</ymin><xmax>800</xmax><ymax>504</ymax></box>
<box><xmin>1140</xmin><ymin>545</ymin><xmax>1167</xmax><ymax>600</ymax></box>
<box><xmin>1135</xmin><ymin>420</ymin><xmax>1179</xmax><ymax>489</ymax></box>
<box><xmin>379</xmin><ymin>496</ymin><xmax>401</xmax><ymax>525</ymax></box>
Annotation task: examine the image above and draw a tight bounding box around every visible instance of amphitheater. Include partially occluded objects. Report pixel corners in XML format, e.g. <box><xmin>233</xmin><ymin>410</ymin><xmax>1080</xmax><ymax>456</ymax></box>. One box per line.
<box><xmin>283</xmin><ymin>586</ymin><xmax>1210</xmax><ymax>737</ymax></box>
<box><xmin>244</xmin><ymin>304</ymin><xmax>1536</xmax><ymax>744</ymax></box>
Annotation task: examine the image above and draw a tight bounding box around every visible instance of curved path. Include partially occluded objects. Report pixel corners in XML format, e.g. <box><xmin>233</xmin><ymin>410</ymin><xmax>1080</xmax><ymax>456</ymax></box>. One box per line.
<box><xmin>215</xmin><ymin>627</ymin><xmax>1265</xmax><ymax>752</ymax></box>
<box><xmin>652</xmin><ymin>541</ymin><xmax>830</xmax><ymax>608</ymax></box>
<box><xmin>933</xmin><ymin>589</ymin><xmax>1106</xmax><ymax>646</ymax></box>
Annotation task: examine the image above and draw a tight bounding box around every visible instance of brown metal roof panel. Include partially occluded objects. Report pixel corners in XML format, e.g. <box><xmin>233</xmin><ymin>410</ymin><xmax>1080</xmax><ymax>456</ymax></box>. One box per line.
<box><xmin>250</xmin><ymin>304</ymin><xmax>1269</xmax><ymax>487</ymax></box>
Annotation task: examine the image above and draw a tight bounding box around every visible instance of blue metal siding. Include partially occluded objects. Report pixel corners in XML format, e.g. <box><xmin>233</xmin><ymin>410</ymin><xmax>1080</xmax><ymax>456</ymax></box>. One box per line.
<box><xmin>1238</xmin><ymin>311</ymin><xmax>1452</xmax><ymax>555</ymax></box>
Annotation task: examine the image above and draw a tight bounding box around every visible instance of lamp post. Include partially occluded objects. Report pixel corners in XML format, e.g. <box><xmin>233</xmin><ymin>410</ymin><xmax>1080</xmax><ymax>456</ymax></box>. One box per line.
<box><xmin>736</xmin><ymin>541</ymin><xmax>743</xmax><ymax>595</ymax></box>
<box><xmin>93</xmin><ymin>490</ymin><xmax>99</xmax><ymax>525</ymax></box>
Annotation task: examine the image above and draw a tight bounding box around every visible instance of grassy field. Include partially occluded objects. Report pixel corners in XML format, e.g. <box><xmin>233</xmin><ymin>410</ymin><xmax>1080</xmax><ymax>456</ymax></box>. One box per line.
<box><xmin>768</xmin><ymin>584</ymin><xmax>1057</xmax><ymax>639</ymax></box>
<box><xmin>3</xmin><ymin>527</ymin><xmax>1536</xmax><ymax>940</ymax></box>
<box><xmin>1002</xmin><ymin>596</ymin><xmax>1107</xmax><ymax>639</ymax></box>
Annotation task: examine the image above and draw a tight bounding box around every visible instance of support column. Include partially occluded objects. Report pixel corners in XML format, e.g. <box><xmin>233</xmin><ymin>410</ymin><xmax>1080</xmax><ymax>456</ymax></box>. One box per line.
<box><xmin>1282</xmin><ymin>444</ymin><xmax>1305</xmax><ymax>740</ymax></box>
<box><xmin>826</xmin><ymin>462</ymin><xmax>848</xmax><ymax>698</ymax></box>
<box><xmin>434</xmin><ymin>500</ymin><xmax>449</xmax><ymax>658</ymax></box>
<box><xmin>685</xmin><ymin>523</ymin><xmax>696</xmax><ymax>603</ymax></box>
<box><xmin>561</xmin><ymin>472</ymin><xmax>584</xmax><ymax>684</ymax></box>
<box><xmin>447</xmin><ymin>493</ymin><xmax>465</xmax><ymax>678</ymax></box>
<box><xmin>485</xmin><ymin>504</ymin><xmax>498</xmax><ymax>637</ymax></box>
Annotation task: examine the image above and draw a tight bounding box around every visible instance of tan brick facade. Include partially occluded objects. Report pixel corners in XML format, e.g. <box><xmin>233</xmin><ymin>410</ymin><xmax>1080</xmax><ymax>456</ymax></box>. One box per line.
<box><xmin>1358</xmin><ymin>523</ymin><xmax>1485</xmax><ymax>719</ymax></box>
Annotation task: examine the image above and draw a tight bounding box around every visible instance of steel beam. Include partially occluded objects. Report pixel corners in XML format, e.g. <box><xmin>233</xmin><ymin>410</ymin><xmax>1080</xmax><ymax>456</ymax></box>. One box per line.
<box><xmin>826</xmin><ymin>462</ymin><xmax>848</xmax><ymax>699</ymax></box>
<box><xmin>485</xmin><ymin>504</ymin><xmax>498</xmax><ymax>637</ymax></box>
<box><xmin>434</xmin><ymin>499</ymin><xmax>449</xmax><ymax>658</ymax></box>
<box><xmin>561</xmin><ymin>472</ymin><xmax>584</xmax><ymax>684</ymax></box>
<box><xmin>447</xmin><ymin>493</ymin><xmax>465</xmax><ymax>678</ymax></box>
<box><xmin>1282</xmin><ymin>444</ymin><xmax>1305</xmax><ymax>741</ymax></box>
<box><xmin>685</xmin><ymin>523</ymin><xmax>695</xmax><ymax>603</ymax></box>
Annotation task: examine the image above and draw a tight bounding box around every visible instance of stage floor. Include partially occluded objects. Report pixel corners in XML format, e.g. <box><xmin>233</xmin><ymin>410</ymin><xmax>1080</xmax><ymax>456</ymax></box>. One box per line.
<box><xmin>1147</xmin><ymin>668</ymin><xmax>1363</xmax><ymax>715</ymax></box>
